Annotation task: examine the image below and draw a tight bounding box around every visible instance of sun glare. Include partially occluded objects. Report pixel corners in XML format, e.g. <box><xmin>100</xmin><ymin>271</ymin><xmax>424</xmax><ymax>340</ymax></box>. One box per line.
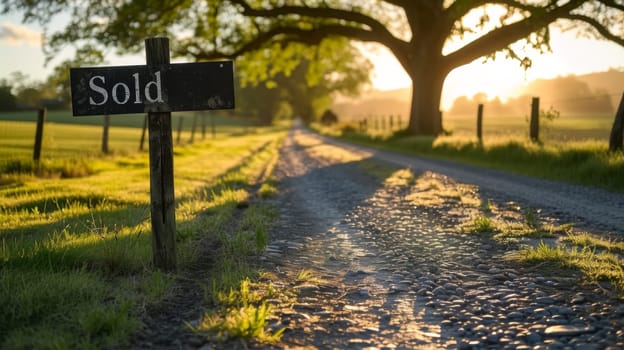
<box><xmin>362</xmin><ymin>23</ymin><xmax>624</xmax><ymax>111</ymax></box>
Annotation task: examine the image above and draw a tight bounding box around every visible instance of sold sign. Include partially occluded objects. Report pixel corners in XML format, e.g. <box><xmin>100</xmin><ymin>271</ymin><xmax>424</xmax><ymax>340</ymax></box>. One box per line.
<box><xmin>87</xmin><ymin>71</ymin><xmax>164</xmax><ymax>106</ymax></box>
<box><xmin>69</xmin><ymin>38</ymin><xmax>235</xmax><ymax>271</ymax></box>
<box><xmin>70</xmin><ymin>61</ymin><xmax>235</xmax><ymax>116</ymax></box>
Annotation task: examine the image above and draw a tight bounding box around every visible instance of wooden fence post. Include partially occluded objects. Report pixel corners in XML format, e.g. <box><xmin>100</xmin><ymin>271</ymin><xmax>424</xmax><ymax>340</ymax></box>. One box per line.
<box><xmin>145</xmin><ymin>37</ymin><xmax>176</xmax><ymax>271</ymax></box>
<box><xmin>211</xmin><ymin>113</ymin><xmax>216</xmax><ymax>139</ymax></box>
<box><xmin>176</xmin><ymin>116</ymin><xmax>183</xmax><ymax>145</ymax></box>
<box><xmin>477</xmin><ymin>104</ymin><xmax>484</xmax><ymax>143</ymax></box>
<box><xmin>33</xmin><ymin>107</ymin><xmax>46</xmax><ymax>161</ymax></box>
<box><xmin>139</xmin><ymin>114</ymin><xmax>148</xmax><ymax>151</ymax></box>
<box><xmin>201</xmin><ymin>112</ymin><xmax>207</xmax><ymax>139</ymax></box>
<box><xmin>530</xmin><ymin>97</ymin><xmax>540</xmax><ymax>142</ymax></box>
<box><xmin>102</xmin><ymin>115</ymin><xmax>110</xmax><ymax>154</ymax></box>
<box><xmin>609</xmin><ymin>93</ymin><xmax>624</xmax><ymax>152</ymax></box>
<box><xmin>190</xmin><ymin>113</ymin><xmax>198</xmax><ymax>143</ymax></box>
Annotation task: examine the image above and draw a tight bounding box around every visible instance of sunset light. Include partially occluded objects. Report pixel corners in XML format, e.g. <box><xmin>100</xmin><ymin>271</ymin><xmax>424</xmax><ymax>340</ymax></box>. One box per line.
<box><xmin>364</xmin><ymin>26</ymin><xmax>624</xmax><ymax>111</ymax></box>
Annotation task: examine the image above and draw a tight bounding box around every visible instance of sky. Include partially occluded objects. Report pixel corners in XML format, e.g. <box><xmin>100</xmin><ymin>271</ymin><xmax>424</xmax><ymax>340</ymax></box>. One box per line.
<box><xmin>1</xmin><ymin>10</ymin><xmax>624</xmax><ymax>110</ymax></box>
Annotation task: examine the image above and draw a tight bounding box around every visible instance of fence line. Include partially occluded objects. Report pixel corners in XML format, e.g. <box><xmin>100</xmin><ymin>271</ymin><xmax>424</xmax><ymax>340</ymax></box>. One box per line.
<box><xmin>347</xmin><ymin>91</ymin><xmax>624</xmax><ymax>147</ymax></box>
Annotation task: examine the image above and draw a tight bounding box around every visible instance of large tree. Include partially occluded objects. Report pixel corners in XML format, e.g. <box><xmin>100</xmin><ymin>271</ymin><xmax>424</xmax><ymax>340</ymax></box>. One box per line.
<box><xmin>235</xmin><ymin>38</ymin><xmax>372</xmax><ymax>124</ymax></box>
<box><xmin>5</xmin><ymin>0</ymin><xmax>623</xmax><ymax>134</ymax></box>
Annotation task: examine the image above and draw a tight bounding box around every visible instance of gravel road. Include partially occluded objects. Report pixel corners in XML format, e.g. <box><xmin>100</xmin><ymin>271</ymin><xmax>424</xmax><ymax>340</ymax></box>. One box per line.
<box><xmin>321</xmin><ymin>136</ymin><xmax>624</xmax><ymax>234</ymax></box>
<box><xmin>255</xmin><ymin>126</ymin><xmax>624</xmax><ymax>349</ymax></box>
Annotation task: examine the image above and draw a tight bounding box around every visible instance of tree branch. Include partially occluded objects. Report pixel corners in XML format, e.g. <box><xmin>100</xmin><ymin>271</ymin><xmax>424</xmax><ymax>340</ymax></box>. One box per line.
<box><xmin>444</xmin><ymin>0</ymin><xmax>585</xmax><ymax>69</ymax></box>
<box><xmin>182</xmin><ymin>24</ymin><xmax>391</xmax><ymax>61</ymax></box>
<box><xmin>564</xmin><ymin>13</ymin><xmax>624</xmax><ymax>47</ymax></box>
<box><xmin>445</xmin><ymin>0</ymin><xmax>546</xmax><ymax>23</ymax></box>
<box><xmin>598</xmin><ymin>0</ymin><xmax>624</xmax><ymax>11</ymax></box>
<box><xmin>229</xmin><ymin>0</ymin><xmax>391</xmax><ymax>36</ymax></box>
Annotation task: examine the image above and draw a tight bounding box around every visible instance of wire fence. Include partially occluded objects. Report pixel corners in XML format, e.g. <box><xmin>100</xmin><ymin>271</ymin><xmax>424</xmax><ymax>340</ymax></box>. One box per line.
<box><xmin>340</xmin><ymin>91</ymin><xmax>623</xmax><ymax>143</ymax></box>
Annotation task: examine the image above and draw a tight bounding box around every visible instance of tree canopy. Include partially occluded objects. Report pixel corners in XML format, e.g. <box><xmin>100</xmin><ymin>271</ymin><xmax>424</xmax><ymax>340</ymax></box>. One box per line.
<box><xmin>4</xmin><ymin>0</ymin><xmax>623</xmax><ymax>133</ymax></box>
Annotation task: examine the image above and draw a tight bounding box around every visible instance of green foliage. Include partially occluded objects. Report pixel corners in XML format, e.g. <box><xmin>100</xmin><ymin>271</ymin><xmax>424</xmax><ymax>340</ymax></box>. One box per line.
<box><xmin>235</xmin><ymin>39</ymin><xmax>371</xmax><ymax>124</ymax></box>
<box><xmin>5</xmin><ymin>0</ymin><xmax>624</xmax><ymax>135</ymax></box>
<box><xmin>0</xmin><ymin>80</ymin><xmax>16</xmax><ymax>111</ymax></box>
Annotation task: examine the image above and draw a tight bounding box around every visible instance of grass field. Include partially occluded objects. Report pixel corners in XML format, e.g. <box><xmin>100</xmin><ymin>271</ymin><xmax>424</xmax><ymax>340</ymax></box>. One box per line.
<box><xmin>314</xmin><ymin>112</ymin><xmax>624</xmax><ymax>193</ymax></box>
<box><xmin>0</xmin><ymin>116</ymin><xmax>288</xmax><ymax>348</ymax></box>
<box><xmin>0</xmin><ymin>110</ymin><xmax>256</xmax><ymax>158</ymax></box>
<box><xmin>358</xmin><ymin>112</ymin><xmax>615</xmax><ymax>142</ymax></box>
<box><xmin>0</xmin><ymin>109</ymin><xmax>253</xmax><ymax>129</ymax></box>
<box><xmin>442</xmin><ymin>113</ymin><xmax>614</xmax><ymax>142</ymax></box>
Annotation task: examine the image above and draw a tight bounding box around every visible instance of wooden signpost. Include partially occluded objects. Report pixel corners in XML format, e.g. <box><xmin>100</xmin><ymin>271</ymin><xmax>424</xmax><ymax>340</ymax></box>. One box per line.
<box><xmin>70</xmin><ymin>37</ymin><xmax>235</xmax><ymax>271</ymax></box>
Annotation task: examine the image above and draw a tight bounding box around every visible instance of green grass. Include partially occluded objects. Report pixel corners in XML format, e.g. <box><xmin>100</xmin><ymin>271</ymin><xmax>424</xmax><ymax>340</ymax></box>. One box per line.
<box><xmin>0</xmin><ymin>119</ymin><xmax>288</xmax><ymax>348</ymax></box>
<box><xmin>313</xmin><ymin>122</ymin><xmax>624</xmax><ymax>193</ymax></box>
<box><xmin>442</xmin><ymin>113</ymin><xmax>614</xmax><ymax>142</ymax></box>
<box><xmin>0</xmin><ymin>109</ymin><xmax>255</xmax><ymax>130</ymax></box>
<box><xmin>520</xmin><ymin>240</ymin><xmax>624</xmax><ymax>298</ymax></box>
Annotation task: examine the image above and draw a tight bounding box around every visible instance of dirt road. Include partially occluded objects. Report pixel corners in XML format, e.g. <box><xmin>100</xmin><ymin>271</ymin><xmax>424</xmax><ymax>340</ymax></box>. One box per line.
<box><xmin>257</xmin><ymin>127</ymin><xmax>624</xmax><ymax>349</ymax></box>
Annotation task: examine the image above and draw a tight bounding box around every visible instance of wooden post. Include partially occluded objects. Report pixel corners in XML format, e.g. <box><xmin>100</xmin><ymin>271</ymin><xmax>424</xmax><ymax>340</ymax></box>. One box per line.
<box><xmin>102</xmin><ymin>115</ymin><xmax>110</xmax><ymax>154</ymax></box>
<box><xmin>176</xmin><ymin>116</ymin><xmax>183</xmax><ymax>145</ymax></box>
<box><xmin>477</xmin><ymin>104</ymin><xmax>484</xmax><ymax>143</ymax></box>
<box><xmin>211</xmin><ymin>113</ymin><xmax>216</xmax><ymax>139</ymax></box>
<box><xmin>139</xmin><ymin>114</ymin><xmax>148</xmax><ymax>151</ymax></box>
<box><xmin>145</xmin><ymin>37</ymin><xmax>176</xmax><ymax>271</ymax></box>
<box><xmin>609</xmin><ymin>93</ymin><xmax>624</xmax><ymax>152</ymax></box>
<box><xmin>190</xmin><ymin>114</ymin><xmax>198</xmax><ymax>143</ymax></box>
<box><xmin>530</xmin><ymin>97</ymin><xmax>540</xmax><ymax>142</ymax></box>
<box><xmin>201</xmin><ymin>112</ymin><xmax>207</xmax><ymax>139</ymax></box>
<box><xmin>33</xmin><ymin>107</ymin><xmax>46</xmax><ymax>161</ymax></box>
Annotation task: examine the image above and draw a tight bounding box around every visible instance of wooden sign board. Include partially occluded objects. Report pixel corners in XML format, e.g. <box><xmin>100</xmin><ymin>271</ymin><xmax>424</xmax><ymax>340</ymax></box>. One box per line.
<box><xmin>70</xmin><ymin>61</ymin><xmax>235</xmax><ymax>116</ymax></box>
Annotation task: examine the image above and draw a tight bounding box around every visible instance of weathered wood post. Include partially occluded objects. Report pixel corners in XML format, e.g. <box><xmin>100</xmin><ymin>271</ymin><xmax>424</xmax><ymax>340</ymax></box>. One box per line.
<box><xmin>609</xmin><ymin>93</ymin><xmax>624</xmax><ymax>152</ymax></box>
<box><xmin>176</xmin><ymin>116</ymin><xmax>183</xmax><ymax>145</ymax></box>
<box><xmin>477</xmin><ymin>104</ymin><xmax>484</xmax><ymax>143</ymax></box>
<box><xmin>33</xmin><ymin>107</ymin><xmax>46</xmax><ymax>161</ymax></box>
<box><xmin>211</xmin><ymin>113</ymin><xmax>216</xmax><ymax>139</ymax></box>
<box><xmin>139</xmin><ymin>114</ymin><xmax>148</xmax><ymax>151</ymax></box>
<box><xmin>190</xmin><ymin>113</ymin><xmax>198</xmax><ymax>143</ymax></box>
<box><xmin>70</xmin><ymin>38</ymin><xmax>235</xmax><ymax>273</ymax></box>
<box><xmin>102</xmin><ymin>115</ymin><xmax>110</xmax><ymax>154</ymax></box>
<box><xmin>389</xmin><ymin>114</ymin><xmax>394</xmax><ymax>131</ymax></box>
<box><xmin>145</xmin><ymin>37</ymin><xmax>177</xmax><ymax>271</ymax></box>
<box><xmin>201</xmin><ymin>112</ymin><xmax>207</xmax><ymax>139</ymax></box>
<box><xmin>530</xmin><ymin>97</ymin><xmax>540</xmax><ymax>142</ymax></box>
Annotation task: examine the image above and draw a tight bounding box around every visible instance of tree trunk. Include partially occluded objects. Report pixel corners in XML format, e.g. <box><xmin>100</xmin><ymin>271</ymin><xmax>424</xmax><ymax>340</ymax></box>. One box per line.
<box><xmin>406</xmin><ymin>61</ymin><xmax>446</xmax><ymax>136</ymax></box>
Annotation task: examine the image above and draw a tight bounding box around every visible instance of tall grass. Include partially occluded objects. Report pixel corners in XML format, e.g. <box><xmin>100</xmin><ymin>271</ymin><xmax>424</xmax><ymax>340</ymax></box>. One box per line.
<box><xmin>0</xmin><ymin>121</ymin><xmax>288</xmax><ymax>348</ymax></box>
<box><xmin>315</xmin><ymin>124</ymin><xmax>624</xmax><ymax>193</ymax></box>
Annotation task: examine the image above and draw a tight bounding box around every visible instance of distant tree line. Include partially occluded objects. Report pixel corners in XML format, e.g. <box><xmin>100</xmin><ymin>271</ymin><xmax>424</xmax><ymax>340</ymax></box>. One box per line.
<box><xmin>0</xmin><ymin>72</ymin><xmax>65</xmax><ymax>111</ymax></box>
<box><xmin>450</xmin><ymin>75</ymin><xmax>616</xmax><ymax>116</ymax></box>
